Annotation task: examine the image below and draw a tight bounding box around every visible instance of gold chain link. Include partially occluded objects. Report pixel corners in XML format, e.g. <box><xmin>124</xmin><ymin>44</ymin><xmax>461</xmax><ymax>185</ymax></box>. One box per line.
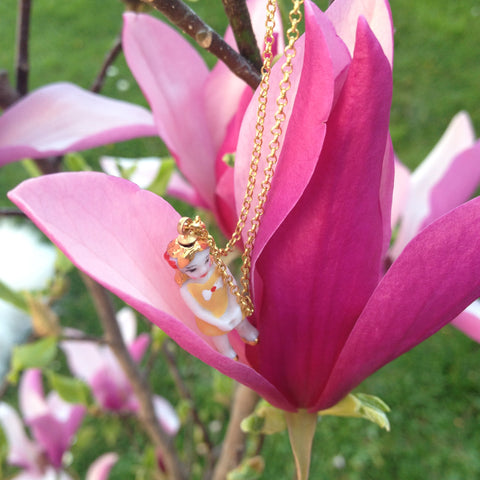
<box><xmin>183</xmin><ymin>0</ymin><xmax>304</xmax><ymax>318</ymax></box>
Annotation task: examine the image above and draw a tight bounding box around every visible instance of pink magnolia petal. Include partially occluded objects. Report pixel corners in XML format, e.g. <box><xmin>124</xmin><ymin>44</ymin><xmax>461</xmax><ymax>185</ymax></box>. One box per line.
<box><xmin>235</xmin><ymin>1</ymin><xmax>336</xmax><ymax>268</ymax></box>
<box><xmin>122</xmin><ymin>13</ymin><xmax>216</xmax><ymax>208</ymax></box>
<box><xmin>391</xmin><ymin>158</ymin><xmax>411</xmax><ymax>229</ymax></box>
<box><xmin>0</xmin><ymin>83</ymin><xmax>157</xmax><ymax>166</ymax></box>
<box><xmin>248</xmin><ymin>17</ymin><xmax>392</xmax><ymax>409</ymax></box>
<box><xmin>8</xmin><ymin>172</ymin><xmax>293</xmax><ymax>410</ymax></box>
<box><xmin>0</xmin><ymin>403</ymin><xmax>41</xmax><ymax>470</ymax></box>
<box><xmin>128</xmin><ymin>333</ymin><xmax>150</xmax><ymax>363</ymax></box>
<box><xmin>451</xmin><ymin>300</ymin><xmax>480</xmax><ymax>343</ymax></box>
<box><xmin>166</xmin><ymin>172</ymin><xmax>209</xmax><ymax>209</ymax></box>
<box><xmin>90</xmin><ymin>368</ymin><xmax>133</xmax><ymax>411</ymax></box>
<box><xmin>392</xmin><ymin>112</ymin><xmax>479</xmax><ymax>258</ymax></box>
<box><xmin>320</xmin><ymin>197</ymin><xmax>480</xmax><ymax>410</ymax></box>
<box><xmin>326</xmin><ymin>0</ymin><xmax>393</xmax><ymax>66</ymax></box>
<box><xmin>152</xmin><ymin>395</ymin><xmax>181</xmax><ymax>435</ymax></box>
<box><xmin>86</xmin><ymin>453</ymin><xmax>119</xmax><ymax>480</ymax></box>
<box><xmin>19</xmin><ymin>369</ymin><xmax>47</xmax><ymax>422</ymax></box>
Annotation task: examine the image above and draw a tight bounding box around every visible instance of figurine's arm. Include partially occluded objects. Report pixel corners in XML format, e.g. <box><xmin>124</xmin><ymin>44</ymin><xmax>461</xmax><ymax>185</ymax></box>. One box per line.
<box><xmin>180</xmin><ymin>286</ymin><xmax>241</xmax><ymax>331</ymax></box>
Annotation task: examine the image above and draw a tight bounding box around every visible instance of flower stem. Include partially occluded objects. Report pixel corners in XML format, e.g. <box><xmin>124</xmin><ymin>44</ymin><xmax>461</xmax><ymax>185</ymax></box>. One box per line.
<box><xmin>285</xmin><ymin>410</ymin><xmax>317</xmax><ymax>480</ymax></box>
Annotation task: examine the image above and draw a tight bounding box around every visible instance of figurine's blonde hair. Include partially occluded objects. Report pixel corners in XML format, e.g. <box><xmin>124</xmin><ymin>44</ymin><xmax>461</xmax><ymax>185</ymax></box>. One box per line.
<box><xmin>164</xmin><ymin>237</ymin><xmax>209</xmax><ymax>285</ymax></box>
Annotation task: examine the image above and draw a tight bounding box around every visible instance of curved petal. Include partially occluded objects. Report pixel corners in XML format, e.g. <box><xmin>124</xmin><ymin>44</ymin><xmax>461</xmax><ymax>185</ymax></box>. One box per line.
<box><xmin>0</xmin><ymin>83</ymin><xmax>157</xmax><ymax>166</ymax></box>
<box><xmin>320</xmin><ymin>197</ymin><xmax>480</xmax><ymax>410</ymax></box>
<box><xmin>451</xmin><ymin>300</ymin><xmax>480</xmax><ymax>343</ymax></box>
<box><xmin>392</xmin><ymin>112</ymin><xmax>478</xmax><ymax>257</ymax></box>
<box><xmin>61</xmin><ymin>336</ymin><xmax>106</xmax><ymax>383</ymax></box>
<box><xmin>19</xmin><ymin>369</ymin><xmax>47</xmax><ymax>421</ymax></box>
<box><xmin>0</xmin><ymin>403</ymin><xmax>40</xmax><ymax>470</ymax></box>
<box><xmin>326</xmin><ymin>0</ymin><xmax>393</xmax><ymax>66</ymax></box>
<box><xmin>391</xmin><ymin>158</ymin><xmax>411</xmax><ymax>229</ymax></box>
<box><xmin>122</xmin><ymin>13</ymin><xmax>216</xmax><ymax>208</ymax></box>
<box><xmin>86</xmin><ymin>453</ymin><xmax>119</xmax><ymax>480</ymax></box>
<box><xmin>247</xmin><ymin>17</ymin><xmax>392</xmax><ymax>409</ymax></box>
<box><xmin>8</xmin><ymin>172</ymin><xmax>294</xmax><ymax>410</ymax></box>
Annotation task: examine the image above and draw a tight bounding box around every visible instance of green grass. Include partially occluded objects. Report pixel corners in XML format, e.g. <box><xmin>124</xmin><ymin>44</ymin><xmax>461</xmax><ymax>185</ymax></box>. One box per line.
<box><xmin>1</xmin><ymin>0</ymin><xmax>480</xmax><ymax>479</ymax></box>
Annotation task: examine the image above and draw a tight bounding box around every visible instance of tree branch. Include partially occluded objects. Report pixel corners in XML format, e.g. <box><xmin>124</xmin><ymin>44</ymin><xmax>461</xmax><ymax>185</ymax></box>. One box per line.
<box><xmin>90</xmin><ymin>35</ymin><xmax>123</xmax><ymax>93</ymax></box>
<box><xmin>0</xmin><ymin>70</ymin><xmax>21</xmax><ymax>110</ymax></box>
<box><xmin>212</xmin><ymin>383</ymin><xmax>259</xmax><ymax>480</ymax></box>
<box><xmin>221</xmin><ymin>0</ymin><xmax>263</xmax><ymax>72</ymax></box>
<box><xmin>141</xmin><ymin>0</ymin><xmax>261</xmax><ymax>89</ymax></box>
<box><xmin>16</xmin><ymin>0</ymin><xmax>31</xmax><ymax>96</ymax></box>
<box><xmin>81</xmin><ymin>274</ymin><xmax>187</xmax><ymax>480</ymax></box>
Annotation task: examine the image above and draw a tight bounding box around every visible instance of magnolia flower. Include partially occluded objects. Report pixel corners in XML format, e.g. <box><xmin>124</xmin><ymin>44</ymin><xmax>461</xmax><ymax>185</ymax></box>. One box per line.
<box><xmin>61</xmin><ymin>307</ymin><xmax>180</xmax><ymax>435</ymax></box>
<box><xmin>390</xmin><ymin>112</ymin><xmax>480</xmax><ymax>342</ymax></box>
<box><xmin>0</xmin><ymin>369</ymin><xmax>85</xmax><ymax>479</ymax></box>
<box><xmin>9</xmin><ymin>0</ymin><xmax>480</xmax><ymax>474</ymax></box>
<box><xmin>0</xmin><ymin>220</ymin><xmax>56</xmax><ymax>381</ymax></box>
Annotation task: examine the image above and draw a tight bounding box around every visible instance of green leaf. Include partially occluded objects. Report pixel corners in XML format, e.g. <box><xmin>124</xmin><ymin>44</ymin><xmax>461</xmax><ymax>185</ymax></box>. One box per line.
<box><xmin>319</xmin><ymin>393</ymin><xmax>391</xmax><ymax>431</ymax></box>
<box><xmin>46</xmin><ymin>370</ymin><xmax>91</xmax><ymax>405</ymax></box>
<box><xmin>227</xmin><ymin>456</ymin><xmax>265</xmax><ymax>480</ymax></box>
<box><xmin>8</xmin><ymin>337</ymin><xmax>58</xmax><ymax>383</ymax></box>
<box><xmin>64</xmin><ymin>152</ymin><xmax>92</xmax><ymax>172</ymax></box>
<box><xmin>21</xmin><ymin>158</ymin><xmax>42</xmax><ymax>177</ymax></box>
<box><xmin>0</xmin><ymin>279</ymin><xmax>28</xmax><ymax>312</ymax></box>
<box><xmin>147</xmin><ymin>157</ymin><xmax>175</xmax><ymax>196</ymax></box>
<box><xmin>222</xmin><ymin>152</ymin><xmax>235</xmax><ymax>167</ymax></box>
<box><xmin>240</xmin><ymin>400</ymin><xmax>286</xmax><ymax>435</ymax></box>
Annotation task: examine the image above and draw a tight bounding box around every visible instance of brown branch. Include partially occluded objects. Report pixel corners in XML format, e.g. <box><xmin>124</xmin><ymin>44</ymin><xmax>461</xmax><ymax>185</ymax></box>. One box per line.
<box><xmin>162</xmin><ymin>340</ymin><xmax>216</xmax><ymax>470</ymax></box>
<box><xmin>212</xmin><ymin>383</ymin><xmax>259</xmax><ymax>480</ymax></box>
<box><xmin>0</xmin><ymin>207</ymin><xmax>27</xmax><ymax>217</ymax></box>
<box><xmin>16</xmin><ymin>0</ymin><xmax>31</xmax><ymax>96</ymax></box>
<box><xmin>0</xmin><ymin>70</ymin><xmax>21</xmax><ymax>110</ymax></box>
<box><xmin>90</xmin><ymin>35</ymin><xmax>123</xmax><ymax>94</ymax></box>
<box><xmin>81</xmin><ymin>274</ymin><xmax>187</xmax><ymax>480</ymax></box>
<box><xmin>141</xmin><ymin>0</ymin><xmax>261</xmax><ymax>89</ymax></box>
<box><xmin>221</xmin><ymin>0</ymin><xmax>263</xmax><ymax>72</ymax></box>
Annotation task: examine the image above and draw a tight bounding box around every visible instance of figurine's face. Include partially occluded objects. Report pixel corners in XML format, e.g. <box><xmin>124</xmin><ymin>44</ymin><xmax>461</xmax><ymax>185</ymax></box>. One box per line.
<box><xmin>180</xmin><ymin>248</ymin><xmax>212</xmax><ymax>279</ymax></box>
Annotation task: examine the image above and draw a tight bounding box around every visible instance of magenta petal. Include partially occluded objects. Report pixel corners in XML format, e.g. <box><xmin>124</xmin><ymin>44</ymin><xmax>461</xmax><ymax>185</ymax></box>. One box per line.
<box><xmin>122</xmin><ymin>13</ymin><xmax>216</xmax><ymax>208</ymax></box>
<box><xmin>86</xmin><ymin>453</ymin><xmax>119</xmax><ymax>480</ymax></box>
<box><xmin>0</xmin><ymin>83</ymin><xmax>157</xmax><ymax>166</ymax></box>
<box><xmin>320</xmin><ymin>197</ymin><xmax>480</xmax><ymax>410</ymax></box>
<box><xmin>8</xmin><ymin>172</ymin><xmax>293</xmax><ymax>410</ymax></box>
<box><xmin>451</xmin><ymin>301</ymin><xmax>480</xmax><ymax>343</ymax></box>
<box><xmin>249</xmin><ymin>18</ymin><xmax>392</xmax><ymax>408</ymax></box>
<box><xmin>391</xmin><ymin>159</ymin><xmax>411</xmax><ymax>229</ymax></box>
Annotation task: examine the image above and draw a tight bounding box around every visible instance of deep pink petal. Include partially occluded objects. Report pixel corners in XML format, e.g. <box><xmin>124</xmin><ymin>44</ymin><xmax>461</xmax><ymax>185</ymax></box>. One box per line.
<box><xmin>128</xmin><ymin>333</ymin><xmax>150</xmax><ymax>363</ymax></box>
<box><xmin>0</xmin><ymin>83</ymin><xmax>157</xmax><ymax>166</ymax></box>
<box><xmin>326</xmin><ymin>0</ymin><xmax>393</xmax><ymax>66</ymax></box>
<box><xmin>392</xmin><ymin>112</ymin><xmax>479</xmax><ymax>257</ymax></box>
<box><xmin>248</xmin><ymin>17</ymin><xmax>392</xmax><ymax>408</ymax></box>
<box><xmin>86</xmin><ymin>453</ymin><xmax>119</xmax><ymax>480</ymax></box>
<box><xmin>8</xmin><ymin>172</ymin><xmax>293</xmax><ymax>410</ymax></box>
<box><xmin>90</xmin><ymin>368</ymin><xmax>133</xmax><ymax>411</ymax></box>
<box><xmin>122</xmin><ymin>13</ymin><xmax>216</xmax><ymax>208</ymax></box>
<box><xmin>451</xmin><ymin>301</ymin><xmax>480</xmax><ymax>343</ymax></box>
<box><xmin>235</xmin><ymin>1</ymin><xmax>336</xmax><ymax>267</ymax></box>
<box><xmin>320</xmin><ymin>197</ymin><xmax>480</xmax><ymax>410</ymax></box>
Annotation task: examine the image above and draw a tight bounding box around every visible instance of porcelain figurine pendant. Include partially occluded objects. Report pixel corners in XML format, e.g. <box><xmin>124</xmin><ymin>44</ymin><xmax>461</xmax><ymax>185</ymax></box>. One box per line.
<box><xmin>164</xmin><ymin>218</ymin><xmax>259</xmax><ymax>359</ymax></box>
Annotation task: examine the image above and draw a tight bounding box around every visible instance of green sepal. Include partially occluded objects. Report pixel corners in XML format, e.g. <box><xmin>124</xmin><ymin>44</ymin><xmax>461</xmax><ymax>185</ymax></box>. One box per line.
<box><xmin>21</xmin><ymin>158</ymin><xmax>42</xmax><ymax>177</ymax></box>
<box><xmin>240</xmin><ymin>399</ymin><xmax>286</xmax><ymax>435</ymax></box>
<box><xmin>0</xmin><ymin>279</ymin><xmax>28</xmax><ymax>312</ymax></box>
<box><xmin>222</xmin><ymin>152</ymin><xmax>235</xmax><ymax>167</ymax></box>
<box><xmin>8</xmin><ymin>337</ymin><xmax>58</xmax><ymax>383</ymax></box>
<box><xmin>227</xmin><ymin>456</ymin><xmax>265</xmax><ymax>480</ymax></box>
<box><xmin>319</xmin><ymin>393</ymin><xmax>391</xmax><ymax>431</ymax></box>
<box><xmin>64</xmin><ymin>152</ymin><xmax>92</xmax><ymax>172</ymax></box>
<box><xmin>46</xmin><ymin>370</ymin><xmax>92</xmax><ymax>406</ymax></box>
<box><xmin>147</xmin><ymin>157</ymin><xmax>175</xmax><ymax>196</ymax></box>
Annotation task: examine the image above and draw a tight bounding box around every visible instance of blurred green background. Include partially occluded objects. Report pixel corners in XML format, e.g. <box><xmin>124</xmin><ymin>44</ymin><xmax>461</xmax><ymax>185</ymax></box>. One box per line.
<box><xmin>1</xmin><ymin>0</ymin><xmax>480</xmax><ymax>479</ymax></box>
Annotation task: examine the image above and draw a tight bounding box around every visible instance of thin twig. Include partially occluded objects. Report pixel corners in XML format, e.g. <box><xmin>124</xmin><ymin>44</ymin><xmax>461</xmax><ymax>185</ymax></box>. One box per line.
<box><xmin>0</xmin><ymin>208</ymin><xmax>27</xmax><ymax>217</ymax></box>
<box><xmin>141</xmin><ymin>0</ymin><xmax>261</xmax><ymax>89</ymax></box>
<box><xmin>0</xmin><ymin>71</ymin><xmax>21</xmax><ymax>109</ymax></box>
<box><xmin>16</xmin><ymin>0</ymin><xmax>31</xmax><ymax>96</ymax></box>
<box><xmin>81</xmin><ymin>274</ymin><xmax>187</xmax><ymax>480</ymax></box>
<box><xmin>212</xmin><ymin>383</ymin><xmax>259</xmax><ymax>480</ymax></box>
<box><xmin>221</xmin><ymin>0</ymin><xmax>263</xmax><ymax>72</ymax></box>
<box><xmin>90</xmin><ymin>35</ymin><xmax>123</xmax><ymax>93</ymax></box>
<box><xmin>162</xmin><ymin>340</ymin><xmax>216</xmax><ymax>470</ymax></box>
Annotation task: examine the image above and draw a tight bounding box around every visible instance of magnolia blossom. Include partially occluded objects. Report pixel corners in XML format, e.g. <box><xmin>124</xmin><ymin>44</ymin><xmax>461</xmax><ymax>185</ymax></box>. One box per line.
<box><xmin>390</xmin><ymin>112</ymin><xmax>480</xmax><ymax>342</ymax></box>
<box><xmin>0</xmin><ymin>369</ymin><xmax>85</xmax><ymax>479</ymax></box>
<box><xmin>0</xmin><ymin>220</ymin><xmax>57</xmax><ymax>381</ymax></box>
<box><xmin>61</xmin><ymin>307</ymin><xmax>180</xmax><ymax>435</ymax></box>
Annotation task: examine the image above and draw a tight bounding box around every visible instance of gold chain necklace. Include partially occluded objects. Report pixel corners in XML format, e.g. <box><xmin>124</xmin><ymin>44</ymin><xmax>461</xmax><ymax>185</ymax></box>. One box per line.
<box><xmin>172</xmin><ymin>0</ymin><xmax>304</xmax><ymax>318</ymax></box>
